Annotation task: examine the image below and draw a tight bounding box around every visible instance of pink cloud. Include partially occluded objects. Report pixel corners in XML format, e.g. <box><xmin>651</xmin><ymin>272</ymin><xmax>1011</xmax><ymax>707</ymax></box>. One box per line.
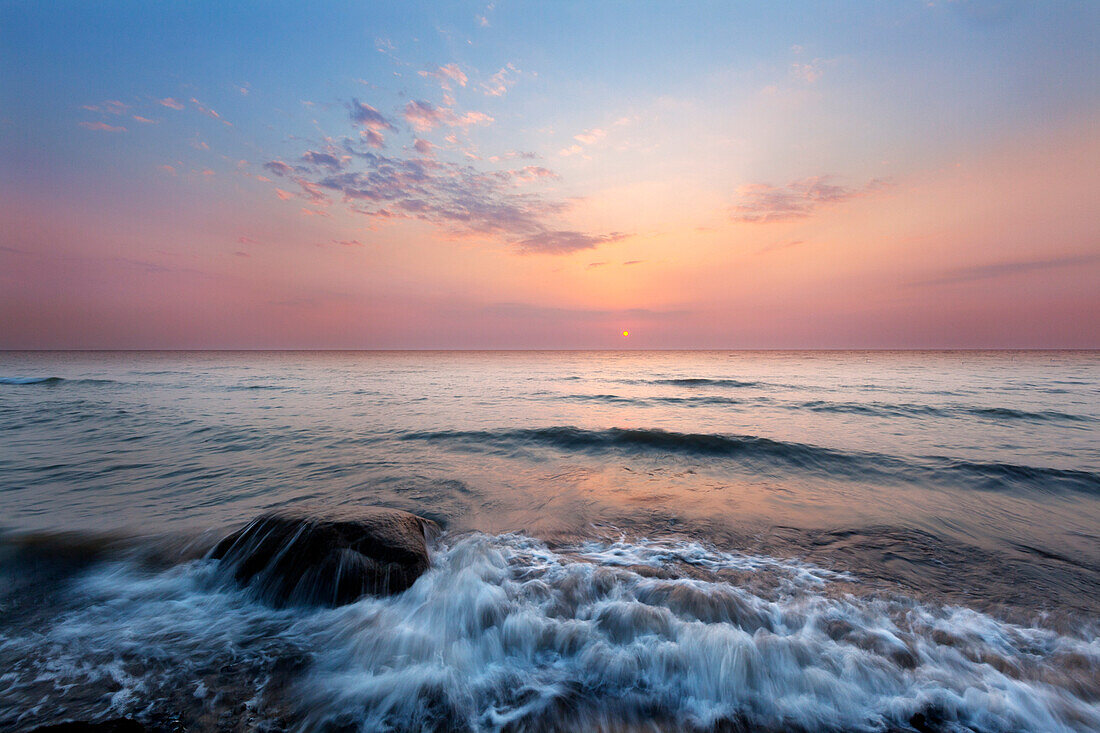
<box><xmin>158</xmin><ymin>97</ymin><xmax>185</xmax><ymax>110</ymax></box>
<box><xmin>790</xmin><ymin>58</ymin><xmax>835</xmax><ymax>84</ymax></box>
<box><xmin>361</xmin><ymin>129</ymin><xmax>386</xmax><ymax>149</ymax></box>
<box><xmin>190</xmin><ymin>98</ymin><xmax>231</xmax><ymax>125</ymax></box>
<box><xmin>730</xmin><ymin>176</ymin><xmax>889</xmax><ymax>223</ymax></box>
<box><xmin>403</xmin><ymin>100</ymin><xmax>493</xmax><ymax>132</ymax></box>
<box><xmin>79</xmin><ymin>121</ymin><xmax>126</xmax><ymax>132</ymax></box>
<box><xmin>349</xmin><ymin>99</ymin><xmax>393</xmax><ymax>148</ymax></box>
<box><xmin>265</xmin><ymin>161</ymin><xmax>294</xmax><ymax>176</ymax></box>
<box><xmin>419</xmin><ymin>63</ymin><xmax>468</xmax><ymax>89</ymax></box>
<box><xmin>349</xmin><ymin>100</ymin><xmax>392</xmax><ymax>131</ymax></box>
<box><xmin>573</xmin><ymin>128</ymin><xmax>606</xmax><ymax>145</ymax></box>
<box><xmin>82</xmin><ymin>100</ymin><xmax>129</xmax><ymax>115</ymax></box>
<box><xmin>515</xmin><ymin>231</ymin><xmax>630</xmax><ymax>255</ymax></box>
<box><xmin>511</xmin><ymin>165</ymin><xmax>557</xmax><ymax>183</ymax></box>
<box><xmin>482</xmin><ymin>64</ymin><xmax>519</xmax><ymax>96</ymax></box>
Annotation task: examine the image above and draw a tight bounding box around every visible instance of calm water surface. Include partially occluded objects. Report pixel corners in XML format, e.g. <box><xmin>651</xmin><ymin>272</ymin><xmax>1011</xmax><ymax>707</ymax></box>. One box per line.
<box><xmin>1</xmin><ymin>351</ymin><xmax>1098</xmax><ymax>732</ymax></box>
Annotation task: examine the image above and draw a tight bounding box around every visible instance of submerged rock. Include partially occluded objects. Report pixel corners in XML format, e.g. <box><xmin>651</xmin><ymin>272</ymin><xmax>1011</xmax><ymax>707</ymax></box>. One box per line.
<box><xmin>210</xmin><ymin>507</ymin><xmax>438</xmax><ymax>606</ymax></box>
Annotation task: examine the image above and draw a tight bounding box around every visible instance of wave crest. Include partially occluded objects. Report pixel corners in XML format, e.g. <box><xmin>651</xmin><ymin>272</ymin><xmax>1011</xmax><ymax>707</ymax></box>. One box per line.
<box><xmin>400</xmin><ymin>426</ymin><xmax>1100</xmax><ymax>494</ymax></box>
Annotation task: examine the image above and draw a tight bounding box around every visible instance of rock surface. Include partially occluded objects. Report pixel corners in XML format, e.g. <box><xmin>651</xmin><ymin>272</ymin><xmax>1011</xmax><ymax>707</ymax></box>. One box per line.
<box><xmin>28</xmin><ymin>720</ymin><xmax>151</xmax><ymax>733</ymax></box>
<box><xmin>210</xmin><ymin>507</ymin><xmax>437</xmax><ymax>606</ymax></box>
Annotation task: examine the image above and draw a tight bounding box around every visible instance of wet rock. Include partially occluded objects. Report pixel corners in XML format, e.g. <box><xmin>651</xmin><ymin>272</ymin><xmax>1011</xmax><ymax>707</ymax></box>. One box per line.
<box><xmin>28</xmin><ymin>720</ymin><xmax>149</xmax><ymax>733</ymax></box>
<box><xmin>210</xmin><ymin>507</ymin><xmax>438</xmax><ymax>607</ymax></box>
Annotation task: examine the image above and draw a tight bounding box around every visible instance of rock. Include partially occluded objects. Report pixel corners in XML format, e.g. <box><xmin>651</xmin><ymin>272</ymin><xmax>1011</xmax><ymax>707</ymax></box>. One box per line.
<box><xmin>210</xmin><ymin>507</ymin><xmax>438</xmax><ymax>607</ymax></box>
<box><xmin>28</xmin><ymin>720</ymin><xmax>149</xmax><ymax>733</ymax></box>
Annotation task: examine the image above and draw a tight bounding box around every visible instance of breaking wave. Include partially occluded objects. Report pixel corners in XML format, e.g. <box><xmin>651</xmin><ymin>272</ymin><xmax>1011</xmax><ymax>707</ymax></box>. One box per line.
<box><xmin>2</xmin><ymin>533</ymin><xmax>1097</xmax><ymax>732</ymax></box>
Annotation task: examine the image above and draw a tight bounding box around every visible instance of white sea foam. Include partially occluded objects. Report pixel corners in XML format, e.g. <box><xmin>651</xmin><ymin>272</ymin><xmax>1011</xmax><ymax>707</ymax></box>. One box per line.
<box><xmin>1</xmin><ymin>534</ymin><xmax>1097</xmax><ymax>732</ymax></box>
<box><xmin>301</xmin><ymin>535</ymin><xmax>1099</xmax><ymax>731</ymax></box>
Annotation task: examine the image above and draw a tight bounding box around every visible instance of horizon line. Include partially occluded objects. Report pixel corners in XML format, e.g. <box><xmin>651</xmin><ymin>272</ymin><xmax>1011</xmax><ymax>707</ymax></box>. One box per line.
<box><xmin>2</xmin><ymin>348</ymin><xmax>1097</xmax><ymax>354</ymax></box>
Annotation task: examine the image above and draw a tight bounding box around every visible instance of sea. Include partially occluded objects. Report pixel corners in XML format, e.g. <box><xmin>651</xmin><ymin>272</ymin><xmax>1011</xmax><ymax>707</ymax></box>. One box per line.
<box><xmin>0</xmin><ymin>350</ymin><xmax>1097</xmax><ymax>732</ymax></box>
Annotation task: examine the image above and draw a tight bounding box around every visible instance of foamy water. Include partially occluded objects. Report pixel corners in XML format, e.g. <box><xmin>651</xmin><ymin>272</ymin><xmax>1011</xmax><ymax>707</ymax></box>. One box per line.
<box><xmin>2</xmin><ymin>534</ymin><xmax>1098</xmax><ymax>732</ymax></box>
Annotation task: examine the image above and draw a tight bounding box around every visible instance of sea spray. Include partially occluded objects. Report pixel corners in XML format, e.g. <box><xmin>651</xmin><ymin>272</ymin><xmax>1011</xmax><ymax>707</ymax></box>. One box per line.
<box><xmin>4</xmin><ymin>532</ymin><xmax>1096</xmax><ymax>731</ymax></box>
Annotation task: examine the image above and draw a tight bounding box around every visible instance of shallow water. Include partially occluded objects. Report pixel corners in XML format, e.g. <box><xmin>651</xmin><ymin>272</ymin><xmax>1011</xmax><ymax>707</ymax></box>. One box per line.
<box><xmin>0</xmin><ymin>351</ymin><xmax>1098</xmax><ymax>731</ymax></box>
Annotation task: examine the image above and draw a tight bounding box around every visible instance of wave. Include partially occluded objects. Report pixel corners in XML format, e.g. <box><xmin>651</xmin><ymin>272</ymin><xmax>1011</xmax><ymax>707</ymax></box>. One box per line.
<box><xmin>800</xmin><ymin>400</ymin><xmax>1094</xmax><ymax>423</ymax></box>
<box><xmin>550</xmin><ymin>393</ymin><xmax>744</xmax><ymax>407</ymax></box>
<box><xmin>644</xmin><ymin>377</ymin><xmax>760</xmax><ymax>388</ymax></box>
<box><xmin>0</xmin><ymin>376</ymin><xmax>64</xmax><ymax>385</ymax></box>
<box><xmin>967</xmin><ymin>405</ymin><xmax>1094</xmax><ymax>423</ymax></box>
<box><xmin>2</xmin><ymin>532</ymin><xmax>1096</xmax><ymax>732</ymax></box>
<box><xmin>543</xmin><ymin>392</ymin><xmax>1093</xmax><ymax>424</ymax></box>
<box><xmin>400</xmin><ymin>426</ymin><xmax>1100</xmax><ymax>494</ymax></box>
<box><xmin>401</xmin><ymin>426</ymin><xmax>856</xmax><ymax>470</ymax></box>
<box><xmin>0</xmin><ymin>376</ymin><xmax>116</xmax><ymax>386</ymax></box>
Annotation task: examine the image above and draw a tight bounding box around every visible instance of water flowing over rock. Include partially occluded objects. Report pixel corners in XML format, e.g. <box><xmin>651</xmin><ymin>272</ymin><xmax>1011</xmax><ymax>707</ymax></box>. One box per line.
<box><xmin>210</xmin><ymin>507</ymin><xmax>437</xmax><ymax>606</ymax></box>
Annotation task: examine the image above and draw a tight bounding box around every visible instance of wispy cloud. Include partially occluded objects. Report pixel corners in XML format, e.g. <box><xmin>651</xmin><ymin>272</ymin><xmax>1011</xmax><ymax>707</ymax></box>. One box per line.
<box><xmin>190</xmin><ymin>98</ymin><xmax>231</xmax><ymax>125</ymax></box>
<box><xmin>514</xmin><ymin>231</ymin><xmax>629</xmax><ymax>255</ymax></box>
<box><xmin>301</xmin><ymin>150</ymin><xmax>343</xmax><ymax>169</ymax></box>
<box><xmin>403</xmin><ymin>100</ymin><xmax>493</xmax><ymax>132</ymax></box>
<box><xmin>349</xmin><ymin>99</ymin><xmax>392</xmax><ymax>130</ymax></box>
<box><xmin>158</xmin><ymin>97</ymin><xmax>185</xmax><ymax>110</ymax></box>
<box><xmin>511</xmin><ymin>165</ymin><xmax>557</xmax><ymax>183</ymax></box>
<box><xmin>79</xmin><ymin>121</ymin><xmax>126</xmax><ymax>132</ymax></box>
<box><xmin>347</xmin><ymin>99</ymin><xmax>393</xmax><ymax>149</ymax></box>
<box><xmin>419</xmin><ymin>63</ymin><xmax>468</xmax><ymax>89</ymax></box>
<box><xmin>790</xmin><ymin>57</ymin><xmax>836</xmax><ymax>83</ymax></box>
<box><xmin>730</xmin><ymin>176</ymin><xmax>887</xmax><ymax>223</ymax></box>
<box><xmin>482</xmin><ymin>64</ymin><xmax>519</xmax><ymax>96</ymax></box>
<box><xmin>573</xmin><ymin>128</ymin><xmax>606</xmax><ymax>145</ymax></box>
<box><xmin>757</xmin><ymin>239</ymin><xmax>807</xmax><ymax>255</ymax></box>
<box><xmin>560</xmin><ymin>125</ymin><xmax>611</xmax><ymax>157</ymax></box>
<box><xmin>82</xmin><ymin>100</ymin><xmax>129</xmax><ymax>115</ymax></box>
<box><xmin>910</xmin><ymin>253</ymin><xmax>1100</xmax><ymax>286</ymax></box>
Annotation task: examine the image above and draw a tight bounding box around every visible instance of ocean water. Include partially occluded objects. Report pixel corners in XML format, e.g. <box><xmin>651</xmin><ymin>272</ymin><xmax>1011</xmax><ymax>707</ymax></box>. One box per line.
<box><xmin>0</xmin><ymin>350</ymin><xmax>1097</xmax><ymax>732</ymax></box>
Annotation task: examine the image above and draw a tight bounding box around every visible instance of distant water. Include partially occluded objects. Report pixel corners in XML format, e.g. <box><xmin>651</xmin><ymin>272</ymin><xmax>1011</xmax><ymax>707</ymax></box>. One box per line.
<box><xmin>1</xmin><ymin>351</ymin><xmax>1097</xmax><ymax>732</ymax></box>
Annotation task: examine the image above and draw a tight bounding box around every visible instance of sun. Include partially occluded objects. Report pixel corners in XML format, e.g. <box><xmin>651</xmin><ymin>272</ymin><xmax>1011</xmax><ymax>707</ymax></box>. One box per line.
<box><xmin>622</xmin><ymin>330</ymin><xmax>629</xmax><ymax>337</ymax></box>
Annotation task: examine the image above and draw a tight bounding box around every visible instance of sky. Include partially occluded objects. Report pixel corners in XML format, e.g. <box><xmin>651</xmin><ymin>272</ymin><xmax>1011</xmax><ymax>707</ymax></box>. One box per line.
<box><xmin>1</xmin><ymin>0</ymin><xmax>1098</xmax><ymax>349</ymax></box>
